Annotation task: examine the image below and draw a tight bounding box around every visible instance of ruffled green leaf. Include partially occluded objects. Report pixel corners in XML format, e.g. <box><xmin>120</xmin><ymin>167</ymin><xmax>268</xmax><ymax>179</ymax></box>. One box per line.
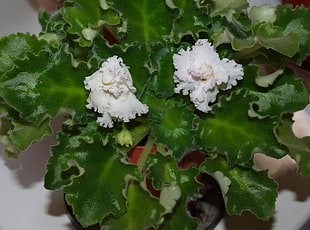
<box><xmin>102</xmin><ymin>181</ymin><xmax>165</xmax><ymax>230</ymax></box>
<box><xmin>167</xmin><ymin>0</ymin><xmax>212</xmax><ymax>42</ymax></box>
<box><xmin>200</xmin><ymin>155</ymin><xmax>278</xmax><ymax>220</ymax></box>
<box><xmin>250</xmin><ymin>71</ymin><xmax>309</xmax><ymax>117</ymax></box>
<box><xmin>275</xmin><ymin>114</ymin><xmax>310</xmax><ymax>175</ymax></box>
<box><xmin>0</xmin><ymin>45</ymin><xmax>90</xmax><ymax>124</ymax></box>
<box><xmin>45</xmin><ymin>132</ymin><xmax>139</xmax><ymax>227</ymax></box>
<box><xmin>256</xmin><ymin>22</ymin><xmax>300</xmax><ymax>57</ymax></box>
<box><xmin>210</xmin><ymin>0</ymin><xmax>248</xmax><ymax>18</ymax></box>
<box><xmin>104</xmin><ymin>0</ymin><xmax>174</xmax><ymax>46</ymax></box>
<box><xmin>151</xmin><ymin>99</ymin><xmax>196</xmax><ymax>158</ymax></box>
<box><xmin>146</xmin><ymin>153</ymin><xmax>202</xmax><ymax>230</ymax></box>
<box><xmin>195</xmin><ymin>90</ymin><xmax>288</xmax><ymax>167</ymax></box>
<box><xmin>0</xmin><ymin>33</ymin><xmax>49</xmax><ymax>76</ymax></box>
<box><xmin>148</xmin><ymin>43</ymin><xmax>176</xmax><ymax>97</ymax></box>
<box><xmin>274</xmin><ymin>4</ymin><xmax>310</xmax><ymax>63</ymax></box>
<box><xmin>62</xmin><ymin>0</ymin><xmax>120</xmax><ymax>47</ymax></box>
<box><xmin>230</xmin><ymin>4</ymin><xmax>310</xmax><ymax>63</ymax></box>
<box><xmin>0</xmin><ymin>102</ymin><xmax>52</xmax><ymax>157</ymax></box>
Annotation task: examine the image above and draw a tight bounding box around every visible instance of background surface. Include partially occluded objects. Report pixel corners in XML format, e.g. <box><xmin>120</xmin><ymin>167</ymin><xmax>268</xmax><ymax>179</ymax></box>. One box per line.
<box><xmin>1</xmin><ymin>0</ymin><xmax>310</xmax><ymax>230</ymax></box>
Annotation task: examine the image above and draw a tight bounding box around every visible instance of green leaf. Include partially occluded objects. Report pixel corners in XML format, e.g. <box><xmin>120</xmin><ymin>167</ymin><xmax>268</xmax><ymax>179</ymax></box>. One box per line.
<box><xmin>167</xmin><ymin>0</ymin><xmax>212</xmax><ymax>42</ymax></box>
<box><xmin>105</xmin><ymin>0</ymin><xmax>174</xmax><ymax>46</ymax></box>
<box><xmin>102</xmin><ymin>181</ymin><xmax>165</xmax><ymax>230</ymax></box>
<box><xmin>200</xmin><ymin>155</ymin><xmax>278</xmax><ymax>220</ymax></box>
<box><xmin>0</xmin><ymin>104</ymin><xmax>52</xmax><ymax>157</ymax></box>
<box><xmin>9</xmin><ymin>118</ymin><xmax>52</xmax><ymax>151</ymax></box>
<box><xmin>148</xmin><ymin>43</ymin><xmax>176</xmax><ymax>97</ymax></box>
<box><xmin>151</xmin><ymin>99</ymin><xmax>196</xmax><ymax>158</ymax></box>
<box><xmin>210</xmin><ymin>0</ymin><xmax>248</xmax><ymax>18</ymax></box>
<box><xmin>139</xmin><ymin>89</ymin><xmax>167</xmax><ymax>122</ymax></box>
<box><xmin>0</xmin><ymin>33</ymin><xmax>48</xmax><ymax>76</ymax></box>
<box><xmin>0</xmin><ymin>45</ymin><xmax>90</xmax><ymax>124</ymax></box>
<box><xmin>46</xmin><ymin>132</ymin><xmax>139</xmax><ymax>227</ymax></box>
<box><xmin>250</xmin><ymin>71</ymin><xmax>309</xmax><ymax>117</ymax></box>
<box><xmin>62</xmin><ymin>0</ymin><xmax>120</xmax><ymax>47</ymax></box>
<box><xmin>275</xmin><ymin>114</ymin><xmax>310</xmax><ymax>175</ymax></box>
<box><xmin>39</xmin><ymin>9</ymin><xmax>69</xmax><ymax>42</ymax></box>
<box><xmin>274</xmin><ymin>5</ymin><xmax>310</xmax><ymax>63</ymax></box>
<box><xmin>195</xmin><ymin>90</ymin><xmax>288</xmax><ymax>167</ymax></box>
<box><xmin>256</xmin><ymin>22</ymin><xmax>300</xmax><ymax>57</ymax></box>
<box><xmin>146</xmin><ymin>153</ymin><xmax>202</xmax><ymax>230</ymax></box>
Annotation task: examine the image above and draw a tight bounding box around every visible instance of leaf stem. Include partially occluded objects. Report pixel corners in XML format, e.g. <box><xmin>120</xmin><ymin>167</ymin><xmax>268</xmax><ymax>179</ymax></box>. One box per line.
<box><xmin>137</xmin><ymin>135</ymin><xmax>154</xmax><ymax>172</ymax></box>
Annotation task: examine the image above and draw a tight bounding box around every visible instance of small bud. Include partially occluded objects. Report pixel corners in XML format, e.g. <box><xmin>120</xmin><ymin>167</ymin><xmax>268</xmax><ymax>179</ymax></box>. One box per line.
<box><xmin>116</xmin><ymin>127</ymin><xmax>133</xmax><ymax>147</ymax></box>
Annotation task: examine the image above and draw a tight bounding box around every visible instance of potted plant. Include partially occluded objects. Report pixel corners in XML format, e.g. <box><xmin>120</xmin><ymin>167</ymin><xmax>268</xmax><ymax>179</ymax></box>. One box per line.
<box><xmin>1</xmin><ymin>0</ymin><xmax>310</xmax><ymax>229</ymax></box>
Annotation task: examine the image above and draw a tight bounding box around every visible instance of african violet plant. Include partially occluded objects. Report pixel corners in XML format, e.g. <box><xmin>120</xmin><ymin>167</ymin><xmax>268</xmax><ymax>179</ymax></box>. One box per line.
<box><xmin>1</xmin><ymin>0</ymin><xmax>310</xmax><ymax>229</ymax></box>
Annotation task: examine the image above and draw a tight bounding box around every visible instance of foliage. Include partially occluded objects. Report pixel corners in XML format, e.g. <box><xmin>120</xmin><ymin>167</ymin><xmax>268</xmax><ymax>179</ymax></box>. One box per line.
<box><xmin>0</xmin><ymin>0</ymin><xmax>310</xmax><ymax>229</ymax></box>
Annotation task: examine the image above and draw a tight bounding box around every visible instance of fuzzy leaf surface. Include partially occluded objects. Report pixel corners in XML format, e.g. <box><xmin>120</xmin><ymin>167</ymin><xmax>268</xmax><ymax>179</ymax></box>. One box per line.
<box><xmin>105</xmin><ymin>0</ymin><xmax>174</xmax><ymax>46</ymax></box>
<box><xmin>200</xmin><ymin>156</ymin><xmax>278</xmax><ymax>220</ymax></box>
<box><xmin>46</xmin><ymin>132</ymin><xmax>139</xmax><ymax>227</ymax></box>
<box><xmin>0</xmin><ymin>33</ymin><xmax>49</xmax><ymax>75</ymax></box>
<box><xmin>102</xmin><ymin>181</ymin><xmax>165</xmax><ymax>230</ymax></box>
<box><xmin>62</xmin><ymin>0</ymin><xmax>120</xmax><ymax>46</ymax></box>
<box><xmin>195</xmin><ymin>90</ymin><xmax>288</xmax><ymax>167</ymax></box>
<box><xmin>167</xmin><ymin>0</ymin><xmax>212</xmax><ymax>42</ymax></box>
<box><xmin>0</xmin><ymin>45</ymin><xmax>90</xmax><ymax>124</ymax></box>
<box><xmin>146</xmin><ymin>153</ymin><xmax>202</xmax><ymax>230</ymax></box>
<box><xmin>151</xmin><ymin>99</ymin><xmax>196</xmax><ymax>158</ymax></box>
<box><xmin>250</xmin><ymin>71</ymin><xmax>309</xmax><ymax>117</ymax></box>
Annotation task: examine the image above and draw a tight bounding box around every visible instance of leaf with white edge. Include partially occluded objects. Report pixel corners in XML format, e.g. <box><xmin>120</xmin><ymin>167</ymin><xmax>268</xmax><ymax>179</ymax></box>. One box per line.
<box><xmin>167</xmin><ymin>0</ymin><xmax>212</xmax><ymax>43</ymax></box>
<box><xmin>256</xmin><ymin>22</ymin><xmax>300</xmax><ymax>58</ymax></box>
<box><xmin>9</xmin><ymin>118</ymin><xmax>52</xmax><ymax>152</ymax></box>
<box><xmin>151</xmin><ymin>99</ymin><xmax>196</xmax><ymax>158</ymax></box>
<box><xmin>104</xmin><ymin>0</ymin><xmax>174</xmax><ymax>46</ymax></box>
<box><xmin>210</xmin><ymin>0</ymin><xmax>248</xmax><ymax>18</ymax></box>
<box><xmin>102</xmin><ymin>181</ymin><xmax>165</xmax><ymax>230</ymax></box>
<box><xmin>0</xmin><ymin>45</ymin><xmax>90</xmax><ymax>124</ymax></box>
<box><xmin>200</xmin><ymin>155</ymin><xmax>278</xmax><ymax>220</ymax></box>
<box><xmin>275</xmin><ymin>113</ymin><xmax>310</xmax><ymax>175</ymax></box>
<box><xmin>250</xmin><ymin>71</ymin><xmax>309</xmax><ymax>117</ymax></box>
<box><xmin>0</xmin><ymin>116</ymin><xmax>20</xmax><ymax>157</ymax></box>
<box><xmin>62</xmin><ymin>0</ymin><xmax>120</xmax><ymax>47</ymax></box>
<box><xmin>0</xmin><ymin>104</ymin><xmax>52</xmax><ymax>157</ymax></box>
<box><xmin>146</xmin><ymin>153</ymin><xmax>202</xmax><ymax>230</ymax></box>
<box><xmin>46</xmin><ymin>133</ymin><xmax>140</xmax><ymax>227</ymax></box>
<box><xmin>148</xmin><ymin>43</ymin><xmax>176</xmax><ymax>97</ymax></box>
<box><xmin>274</xmin><ymin>5</ymin><xmax>310</xmax><ymax>63</ymax></box>
<box><xmin>0</xmin><ymin>33</ymin><xmax>49</xmax><ymax>75</ymax></box>
<box><xmin>195</xmin><ymin>90</ymin><xmax>288</xmax><ymax>167</ymax></box>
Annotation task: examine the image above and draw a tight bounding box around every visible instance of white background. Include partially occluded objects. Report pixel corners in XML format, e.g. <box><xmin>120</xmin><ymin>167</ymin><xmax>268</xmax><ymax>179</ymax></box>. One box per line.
<box><xmin>1</xmin><ymin>0</ymin><xmax>310</xmax><ymax>230</ymax></box>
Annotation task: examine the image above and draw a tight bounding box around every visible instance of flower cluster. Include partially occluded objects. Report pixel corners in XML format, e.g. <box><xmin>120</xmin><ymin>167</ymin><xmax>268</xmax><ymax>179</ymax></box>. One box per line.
<box><xmin>173</xmin><ymin>39</ymin><xmax>244</xmax><ymax>112</ymax></box>
<box><xmin>85</xmin><ymin>40</ymin><xmax>244</xmax><ymax>127</ymax></box>
<box><xmin>84</xmin><ymin>56</ymin><xmax>148</xmax><ymax>128</ymax></box>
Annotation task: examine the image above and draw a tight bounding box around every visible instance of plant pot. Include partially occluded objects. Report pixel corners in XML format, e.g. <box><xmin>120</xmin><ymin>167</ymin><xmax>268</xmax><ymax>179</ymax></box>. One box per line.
<box><xmin>64</xmin><ymin>147</ymin><xmax>225</xmax><ymax>230</ymax></box>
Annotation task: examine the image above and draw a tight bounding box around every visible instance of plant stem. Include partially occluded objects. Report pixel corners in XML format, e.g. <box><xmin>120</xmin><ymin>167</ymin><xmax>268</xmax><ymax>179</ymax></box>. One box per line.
<box><xmin>137</xmin><ymin>135</ymin><xmax>154</xmax><ymax>172</ymax></box>
<box><xmin>131</xmin><ymin>123</ymin><xmax>150</xmax><ymax>147</ymax></box>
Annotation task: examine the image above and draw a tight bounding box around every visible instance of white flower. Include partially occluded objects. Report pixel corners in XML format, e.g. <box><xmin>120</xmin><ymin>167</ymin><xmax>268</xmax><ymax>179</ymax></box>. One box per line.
<box><xmin>84</xmin><ymin>56</ymin><xmax>148</xmax><ymax>128</ymax></box>
<box><xmin>173</xmin><ymin>39</ymin><xmax>244</xmax><ymax>112</ymax></box>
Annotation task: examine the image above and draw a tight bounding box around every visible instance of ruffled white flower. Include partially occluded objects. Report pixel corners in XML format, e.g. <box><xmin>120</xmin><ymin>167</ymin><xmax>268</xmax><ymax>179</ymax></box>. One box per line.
<box><xmin>173</xmin><ymin>39</ymin><xmax>244</xmax><ymax>112</ymax></box>
<box><xmin>84</xmin><ymin>56</ymin><xmax>148</xmax><ymax>128</ymax></box>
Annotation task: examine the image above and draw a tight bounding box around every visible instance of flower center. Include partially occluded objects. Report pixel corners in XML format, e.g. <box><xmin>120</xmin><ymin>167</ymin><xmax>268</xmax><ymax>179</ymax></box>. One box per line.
<box><xmin>191</xmin><ymin>63</ymin><xmax>215</xmax><ymax>81</ymax></box>
<box><xmin>101</xmin><ymin>70</ymin><xmax>114</xmax><ymax>85</ymax></box>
